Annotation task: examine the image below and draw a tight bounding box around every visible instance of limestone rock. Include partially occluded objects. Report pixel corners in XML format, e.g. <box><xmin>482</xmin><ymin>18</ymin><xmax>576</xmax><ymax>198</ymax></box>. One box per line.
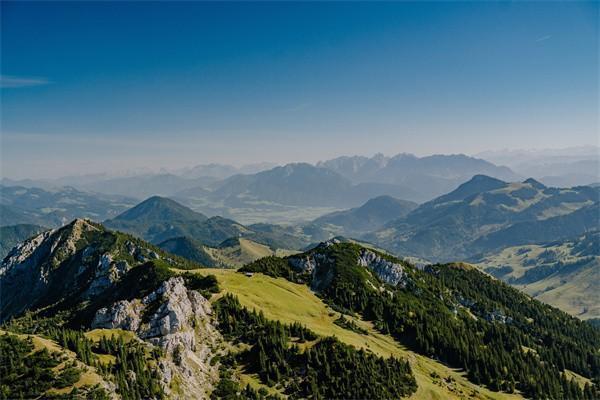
<box><xmin>357</xmin><ymin>249</ymin><xmax>408</xmax><ymax>287</ymax></box>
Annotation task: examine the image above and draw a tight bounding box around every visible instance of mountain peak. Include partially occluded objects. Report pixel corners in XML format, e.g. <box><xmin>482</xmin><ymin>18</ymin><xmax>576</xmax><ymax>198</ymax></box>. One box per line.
<box><xmin>111</xmin><ymin>196</ymin><xmax>207</xmax><ymax>223</ymax></box>
<box><xmin>523</xmin><ymin>177</ymin><xmax>546</xmax><ymax>189</ymax></box>
<box><xmin>430</xmin><ymin>174</ymin><xmax>507</xmax><ymax>204</ymax></box>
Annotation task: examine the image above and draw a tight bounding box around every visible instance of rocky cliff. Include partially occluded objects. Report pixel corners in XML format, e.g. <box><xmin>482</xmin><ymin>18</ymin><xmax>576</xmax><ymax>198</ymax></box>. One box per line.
<box><xmin>92</xmin><ymin>277</ymin><xmax>221</xmax><ymax>399</ymax></box>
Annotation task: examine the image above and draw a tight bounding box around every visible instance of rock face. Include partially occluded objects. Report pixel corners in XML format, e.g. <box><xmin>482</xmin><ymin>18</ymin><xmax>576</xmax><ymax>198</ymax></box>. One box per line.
<box><xmin>0</xmin><ymin>219</ymin><xmax>102</xmax><ymax>320</ymax></box>
<box><xmin>288</xmin><ymin>241</ymin><xmax>408</xmax><ymax>290</ymax></box>
<box><xmin>92</xmin><ymin>277</ymin><xmax>220</xmax><ymax>399</ymax></box>
<box><xmin>357</xmin><ymin>249</ymin><xmax>408</xmax><ymax>287</ymax></box>
<box><xmin>288</xmin><ymin>251</ymin><xmax>336</xmax><ymax>291</ymax></box>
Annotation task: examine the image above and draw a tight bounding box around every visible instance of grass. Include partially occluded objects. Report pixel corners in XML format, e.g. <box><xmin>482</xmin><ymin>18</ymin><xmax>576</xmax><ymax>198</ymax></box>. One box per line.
<box><xmin>205</xmin><ymin>238</ymin><xmax>279</xmax><ymax>268</ymax></box>
<box><xmin>477</xmin><ymin>243</ymin><xmax>600</xmax><ymax>319</ymax></box>
<box><xmin>195</xmin><ymin>269</ymin><xmax>523</xmax><ymax>400</ymax></box>
<box><xmin>0</xmin><ymin>329</ymin><xmax>106</xmax><ymax>395</ymax></box>
<box><xmin>564</xmin><ymin>369</ymin><xmax>593</xmax><ymax>389</ymax></box>
<box><xmin>84</xmin><ymin>328</ymin><xmax>138</xmax><ymax>343</ymax></box>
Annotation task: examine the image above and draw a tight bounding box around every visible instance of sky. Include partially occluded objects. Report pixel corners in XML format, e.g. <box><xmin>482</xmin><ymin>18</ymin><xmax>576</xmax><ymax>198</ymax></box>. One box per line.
<box><xmin>1</xmin><ymin>1</ymin><xmax>598</xmax><ymax>179</ymax></box>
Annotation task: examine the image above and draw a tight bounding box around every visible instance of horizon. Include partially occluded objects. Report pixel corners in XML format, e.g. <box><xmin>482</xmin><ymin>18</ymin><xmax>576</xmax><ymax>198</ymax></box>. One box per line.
<box><xmin>1</xmin><ymin>2</ymin><xmax>598</xmax><ymax>179</ymax></box>
<box><xmin>1</xmin><ymin>144</ymin><xmax>598</xmax><ymax>181</ymax></box>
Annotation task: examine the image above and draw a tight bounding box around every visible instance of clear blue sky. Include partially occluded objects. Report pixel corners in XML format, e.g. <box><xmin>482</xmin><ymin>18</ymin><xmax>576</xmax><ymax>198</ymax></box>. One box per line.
<box><xmin>1</xmin><ymin>1</ymin><xmax>598</xmax><ymax>178</ymax></box>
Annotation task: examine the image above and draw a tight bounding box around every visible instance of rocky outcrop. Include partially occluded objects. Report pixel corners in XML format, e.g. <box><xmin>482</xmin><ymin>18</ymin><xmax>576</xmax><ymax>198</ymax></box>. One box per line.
<box><xmin>92</xmin><ymin>277</ymin><xmax>221</xmax><ymax>399</ymax></box>
<box><xmin>0</xmin><ymin>229</ymin><xmax>55</xmax><ymax>275</ymax></box>
<box><xmin>289</xmin><ymin>251</ymin><xmax>336</xmax><ymax>291</ymax></box>
<box><xmin>357</xmin><ymin>249</ymin><xmax>408</xmax><ymax>287</ymax></box>
<box><xmin>84</xmin><ymin>253</ymin><xmax>131</xmax><ymax>298</ymax></box>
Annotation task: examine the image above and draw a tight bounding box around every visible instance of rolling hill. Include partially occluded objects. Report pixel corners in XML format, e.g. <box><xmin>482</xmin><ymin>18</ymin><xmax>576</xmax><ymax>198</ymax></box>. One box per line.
<box><xmin>104</xmin><ymin>196</ymin><xmax>315</xmax><ymax>251</ymax></box>
<box><xmin>366</xmin><ymin>175</ymin><xmax>600</xmax><ymax>261</ymax></box>
<box><xmin>156</xmin><ymin>236</ymin><xmax>217</xmax><ymax>267</ymax></box>
<box><xmin>104</xmin><ymin>196</ymin><xmax>250</xmax><ymax>246</ymax></box>
<box><xmin>157</xmin><ymin>235</ymin><xmax>292</xmax><ymax>268</ymax></box>
<box><xmin>1</xmin><ymin>221</ymin><xmax>598</xmax><ymax>399</ymax></box>
<box><xmin>0</xmin><ymin>185</ymin><xmax>136</xmax><ymax>227</ymax></box>
<box><xmin>240</xmin><ymin>241</ymin><xmax>600</xmax><ymax>399</ymax></box>
<box><xmin>311</xmin><ymin>195</ymin><xmax>418</xmax><ymax>237</ymax></box>
<box><xmin>476</xmin><ymin>231</ymin><xmax>600</xmax><ymax>320</ymax></box>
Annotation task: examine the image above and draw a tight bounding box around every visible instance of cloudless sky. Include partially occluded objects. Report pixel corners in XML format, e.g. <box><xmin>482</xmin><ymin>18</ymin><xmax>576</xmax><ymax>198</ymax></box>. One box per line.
<box><xmin>1</xmin><ymin>1</ymin><xmax>598</xmax><ymax>179</ymax></box>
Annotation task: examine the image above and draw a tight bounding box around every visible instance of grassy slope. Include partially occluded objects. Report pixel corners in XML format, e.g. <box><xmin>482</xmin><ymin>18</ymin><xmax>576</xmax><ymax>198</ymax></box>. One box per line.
<box><xmin>197</xmin><ymin>269</ymin><xmax>522</xmax><ymax>400</ymax></box>
<box><xmin>477</xmin><ymin>244</ymin><xmax>600</xmax><ymax>319</ymax></box>
<box><xmin>525</xmin><ymin>261</ymin><xmax>599</xmax><ymax>319</ymax></box>
<box><xmin>0</xmin><ymin>329</ymin><xmax>107</xmax><ymax>396</ymax></box>
<box><xmin>205</xmin><ymin>238</ymin><xmax>296</xmax><ymax>268</ymax></box>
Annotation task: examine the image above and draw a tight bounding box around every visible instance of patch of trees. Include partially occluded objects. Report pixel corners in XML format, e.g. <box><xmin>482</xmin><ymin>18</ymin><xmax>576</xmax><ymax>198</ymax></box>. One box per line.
<box><xmin>240</xmin><ymin>256</ymin><xmax>309</xmax><ymax>284</ymax></box>
<box><xmin>333</xmin><ymin>315</ymin><xmax>368</xmax><ymax>335</ymax></box>
<box><xmin>44</xmin><ymin>326</ymin><xmax>164</xmax><ymax>400</ymax></box>
<box><xmin>93</xmin><ymin>334</ymin><xmax>164</xmax><ymax>400</ymax></box>
<box><xmin>214</xmin><ymin>294</ymin><xmax>417</xmax><ymax>399</ymax></box>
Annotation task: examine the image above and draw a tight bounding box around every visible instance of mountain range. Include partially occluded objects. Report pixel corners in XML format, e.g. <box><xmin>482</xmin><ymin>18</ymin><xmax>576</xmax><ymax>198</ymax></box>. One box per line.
<box><xmin>310</xmin><ymin>195</ymin><xmax>417</xmax><ymax>237</ymax></box>
<box><xmin>365</xmin><ymin>175</ymin><xmax>599</xmax><ymax>261</ymax></box>
<box><xmin>3</xmin><ymin>153</ymin><xmax>527</xmax><ymax>224</ymax></box>
<box><xmin>0</xmin><ymin>185</ymin><xmax>136</xmax><ymax>227</ymax></box>
<box><xmin>476</xmin><ymin>145</ymin><xmax>600</xmax><ymax>188</ymax></box>
<box><xmin>1</xmin><ymin>220</ymin><xmax>598</xmax><ymax>399</ymax></box>
<box><xmin>103</xmin><ymin>195</ymin><xmax>314</xmax><ymax>252</ymax></box>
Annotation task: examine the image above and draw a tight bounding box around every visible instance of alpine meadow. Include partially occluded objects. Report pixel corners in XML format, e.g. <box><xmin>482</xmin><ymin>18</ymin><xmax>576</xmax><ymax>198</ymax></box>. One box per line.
<box><xmin>1</xmin><ymin>2</ymin><xmax>599</xmax><ymax>400</ymax></box>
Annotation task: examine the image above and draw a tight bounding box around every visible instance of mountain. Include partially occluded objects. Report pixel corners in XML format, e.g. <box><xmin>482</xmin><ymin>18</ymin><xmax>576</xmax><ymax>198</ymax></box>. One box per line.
<box><xmin>157</xmin><ymin>235</ymin><xmax>284</xmax><ymax>268</ymax></box>
<box><xmin>105</xmin><ymin>196</ymin><xmax>313</xmax><ymax>250</ymax></box>
<box><xmin>366</xmin><ymin>176</ymin><xmax>600</xmax><ymax>261</ymax></box>
<box><xmin>205</xmin><ymin>156</ymin><xmax>520</xmax><ymax>210</ymax></box>
<box><xmin>477</xmin><ymin>146</ymin><xmax>600</xmax><ymax>188</ymax></box>
<box><xmin>312</xmin><ymin>195</ymin><xmax>418</xmax><ymax>236</ymax></box>
<box><xmin>4</xmin><ymin>221</ymin><xmax>598</xmax><ymax>399</ymax></box>
<box><xmin>0</xmin><ymin>185</ymin><xmax>136</xmax><ymax>227</ymax></box>
<box><xmin>240</xmin><ymin>241</ymin><xmax>600</xmax><ymax>399</ymax></box>
<box><xmin>0</xmin><ymin>218</ymin><xmax>201</xmax><ymax>321</ymax></box>
<box><xmin>104</xmin><ymin>196</ymin><xmax>248</xmax><ymax>246</ymax></box>
<box><xmin>209</xmin><ymin>163</ymin><xmax>355</xmax><ymax>207</ymax></box>
<box><xmin>204</xmin><ymin>162</ymin><xmax>425</xmax><ymax>208</ymax></box>
<box><xmin>0</xmin><ymin>219</ymin><xmax>224</xmax><ymax>398</ymax></box>
<box><xmin>157</xmin><ymin>236</ymin><xmax>216</xmax><ymax>267</ymax></box>
<box><xmin>318</xmin><ymin>153</ymin><xmax>520</xmax><ymax>201</ymax></box>
<box><xmin>476</xmin><ymin>231</ymin><xmax>600</xmax><ymax>320</ymax></box>
<box><xmin>0</xmin><ymin>224</ymin><xmax>47</xmax><ymax>260</ymax></box>
<box><xmin>175</xmin><ymin>162</ymin><xmax>278</xmax><ymax>179</ymax></box>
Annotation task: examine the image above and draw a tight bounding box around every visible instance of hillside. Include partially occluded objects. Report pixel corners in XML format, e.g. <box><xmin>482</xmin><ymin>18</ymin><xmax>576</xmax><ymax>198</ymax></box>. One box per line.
<box><xmin>0</xmin><ymin>219</ymin><xmax>225</xmax><ymax>398</ymax></box>
<box><xmin>312</xmin><ymin>195</ymin><xmax>418</xmax><ymax>236</ymax></box>
<box><xmin>104</xmin><ymin>196</ymin><xmax>250</xmax><ymax>246</ymax></box>
<box><xmin>0</xmin><ymin>218</ymin><xmax>200</xmax><ymax>321</ymax></box>
<box><xmin>241</xmin><ymin>241</ymin><xmax>600</xmax><ymax>399</ymax></box>
<box><xmin>0</xmin><ymin>221</ymin><xmax>420</xmax><ymax>399</ymax></box>
<box><xmin>2</xmin><ymin>221</ymin><xmax>598</xmax><ymax>399</ymax></box>
<box><xmin>0</xmin><ymin>224</ymin><xmax>46</xmax><ymax>260</ymax></box>
<box><xmin>105</xmin><ymin>196</ymin><xmax>313</xmax><ymax>250</ymax></box>
<box><xmin>0</xmin><ymin>185</ymin><xmax>136</xmax><ymax>227</ymax></box>
<box><xmin>158</xmin><ymin>236</ymin><xmax>290</xmax><ymax>268</ymax></box>
<box><xmin>200</xmin><ymin>268</ymin><xmax>521</xmax><ymax>400</ymax></box>
<box><xmin>476</xmin><ymin>231</ymin><xmax>600</xmax><ymax>319</ymax></box>
<box><xmin>367</xmin><ymin>176</ymin><xmax>600</xmax><ymax>261</ymax></box>
<box><xmin>157</xmin><ymin>236</ymin><xmax>217</xmax><ymax>267</ymax></box>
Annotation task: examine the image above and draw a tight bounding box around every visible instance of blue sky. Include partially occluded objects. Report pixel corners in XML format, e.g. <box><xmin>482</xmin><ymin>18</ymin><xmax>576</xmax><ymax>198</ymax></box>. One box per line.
<box><xmin>1</xmin><ymin>1</ymin><xmax>598</xmax><ymax>178</ymax></box>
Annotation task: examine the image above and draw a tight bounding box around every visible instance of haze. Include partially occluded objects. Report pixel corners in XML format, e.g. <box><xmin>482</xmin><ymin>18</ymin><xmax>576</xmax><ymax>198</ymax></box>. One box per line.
<box><xmin>1</xmin><ymin>1</ymin><xmax>598</xmax><ymax>179</ymax></box>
